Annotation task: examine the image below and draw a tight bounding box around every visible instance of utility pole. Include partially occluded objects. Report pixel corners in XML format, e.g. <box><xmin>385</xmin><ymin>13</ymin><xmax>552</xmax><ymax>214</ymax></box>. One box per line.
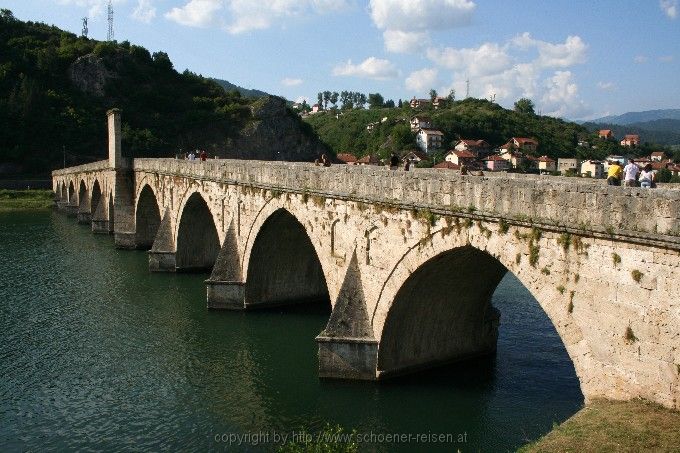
<box><xmin>466</xmin><ymin>78</ymin><xmax>470</xmax><ymax>98</ymax></box>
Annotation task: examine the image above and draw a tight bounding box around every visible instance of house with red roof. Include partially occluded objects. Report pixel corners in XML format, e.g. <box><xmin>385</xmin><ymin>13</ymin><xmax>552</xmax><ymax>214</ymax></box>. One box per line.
<box><xmin>410</xmin><ymin>115</ymin><xmax>432</xmax><ymax>131</ymax></box>
<box><xmin>433</xmin><ymin>161</ymin><xmax>460</xmax><ymax>170</ymax></box>
<box><xmin>537</xmin><ymin>155</ymin><xmax>556</xmax><ymax>174</ymax></box>
<box><xmin>356</xmin><ymin>155</ymin><xmax>380</xmax><ymax>166</ymax></box>
<box><xmin>336</xmin><ymin>153</ymin><xmax>357</xmax><ymax>165</ymax></box>
<box><xmin>620</xmin><ymin>134</ymin><xmax>640</xmax><ymax>147</ymax></box>
<box><xmin>409</xmin><ymin>97</ymin><xmax>431</xmax><ymax>109</ymax></box>
<box><xmin>599</xmin><ymin>129</ymin><xmax>613</xmax><ymax>140</ymax></box>
<box><xmin>484</xmin><ymin>155</ymin><xmax>511</xmax><ymax>172</ymax></box>
<box><xmin>453</xmin><ymin>139</ymin><xmax>491</xmax><ymax>157</ymax></box>
<box><xmin>505</xmin><ymin>137</ymin><xmax>539</xmax><ymax>153</ymax></box>
<box><xmin>444</xmin><ymin>149</ymin><xmax>476</xmax><ymax>166</ymax></box>
<box><xmin>649</xmin><ymin>151</ymin><xmax>668</xmax><ymax>162</ymax></box>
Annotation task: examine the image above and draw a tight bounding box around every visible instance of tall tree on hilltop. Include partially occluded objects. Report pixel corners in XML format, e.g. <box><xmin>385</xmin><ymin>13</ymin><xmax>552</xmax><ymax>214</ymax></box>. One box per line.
<box><xmin>429</xmin><ymin>89</ymin><xmax>438</xmax><ymax>102</ymax></box>
<box><xmin>514</xmin><ymin>97</ymin><xmax>536</xmax><ymax>115</ymax></box>
<box><xmin>317</xmin><ymin>92</ymin><xmax>323</xmax><ymax>108</ymax></box>
<box><xmin>330</xmin><ymin>91</ymin><xmax>339</xmax><ymax>109</ymax></box>
<box><xmin>323</xmin><ymin>90</ymin><xmax>331</xmax><ymax>110</ymax></box>
<box><xmin>368</xmin><ymin>93</ymin><xmax>384</xmax><ymax>109</ymax></box>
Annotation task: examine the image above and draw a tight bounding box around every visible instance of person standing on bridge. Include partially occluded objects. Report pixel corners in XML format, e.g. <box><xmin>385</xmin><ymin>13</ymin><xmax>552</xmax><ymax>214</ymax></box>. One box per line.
<box><xmin>607</xmin><ymin>160</ymin><xmax>622</xmax><ymax>186</ymax></box>
<box><xmin>623</xmin><ymin>160</ymin><xmax>640</xmax><ymax>187</ymax></box>
<box><xmin>200</xmin><ymin>150</ymin><xmax>207</xmax><ymax>161</ymax></box>
<box><xmin>389</xmin><ymin>152</ymin><xmax>399</xmax><ymax>170</ymax></box>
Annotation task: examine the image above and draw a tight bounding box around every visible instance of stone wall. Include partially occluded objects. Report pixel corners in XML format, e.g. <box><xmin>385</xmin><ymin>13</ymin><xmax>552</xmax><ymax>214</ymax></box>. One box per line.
<box><xmin>131</xmin><ymin>158</ymin><xmax>680</xmax><ymax>243</ymax></box>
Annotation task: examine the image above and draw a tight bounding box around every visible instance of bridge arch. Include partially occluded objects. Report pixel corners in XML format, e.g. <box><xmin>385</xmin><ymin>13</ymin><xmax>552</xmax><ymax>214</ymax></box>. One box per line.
<box><xmin>68</xmin><ymin>181</ymin><xmax>75</xmax><ymax>203</ymax></box>
<box><xmin>78</xmin><ymin>180</ymin><xmax>88</xmax><ymax>212</ymax></box>
<box><xmin>135</xmin><ymin>184</ymin><xmax>162</xmax><ymax>249</ymax></box>
<box><xmin>371</xmin><ymin>221</ymin><xmax>590</xmax><ymax>388</ymax></box>
<box><xmin>91</xmin><ymin>180</ymin><xmax>102</xmax><ymax>215</ymax></box>
<box><xmin>175</xmin><ymin>191</ymin><xmax>220</xmax><ymax>271</ymax></box>
<box><xmin>243</xmin><ymin>205</ymin><xmax>330</xmax><ymax>308</ymax></box>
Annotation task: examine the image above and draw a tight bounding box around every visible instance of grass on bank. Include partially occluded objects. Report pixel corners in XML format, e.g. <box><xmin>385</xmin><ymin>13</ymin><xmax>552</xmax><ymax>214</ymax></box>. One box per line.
<box><xmin>519</xmin><ymin>399</ymin><xmax>680</xmax><ymax>453</ymax></box>
<box><xmin>0</xmin><ymin>189</ymin><xmax>54</xmax><ymax>212</ymax></box>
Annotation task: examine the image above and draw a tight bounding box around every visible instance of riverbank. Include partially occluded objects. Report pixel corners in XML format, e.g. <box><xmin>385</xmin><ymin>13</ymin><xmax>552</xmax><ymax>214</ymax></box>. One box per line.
<box><xmin>0</xmin><ymin>189</ymin><xmax>53</xmax><ymax>212</ymax></box>
<box><xmin>520</xmin><ymin>399</ymin><xmax>680</xmax><ymax>452</ymax></box>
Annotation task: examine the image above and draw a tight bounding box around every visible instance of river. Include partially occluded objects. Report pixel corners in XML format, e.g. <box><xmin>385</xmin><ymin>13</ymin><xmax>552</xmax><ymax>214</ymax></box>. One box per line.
<box><xmin>0</xmin><ymin>210</ymin><xmax>583</xmax><ymax>451</ymax></box>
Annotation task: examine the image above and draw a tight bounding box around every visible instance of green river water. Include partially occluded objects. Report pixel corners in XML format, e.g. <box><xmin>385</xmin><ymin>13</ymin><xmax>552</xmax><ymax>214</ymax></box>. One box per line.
<box><xmin>0</xmin><ymin>210</ymin><xmax>583</xmax><ymax>451</ymax></box>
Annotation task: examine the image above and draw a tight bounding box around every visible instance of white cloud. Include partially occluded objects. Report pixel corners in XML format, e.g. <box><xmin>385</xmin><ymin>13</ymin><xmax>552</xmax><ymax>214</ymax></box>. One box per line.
<box><xmin>225</xmin><ymin>0</ymin><xmax>351</xmax><ymax>34</ymax></box>
<box><xmin>383</xmin><ymin>30</ymin><xmax>429</xmax><ymax>54</ymax></box>
<box><xmin>281</xmin><ymin>77</ymin><xmax>303</xmax><ymax>86</ymax></box>
<box><xmin>512</xmin><ymin>33</ymin><xmax>587</xmax><ymax>68</ymax></box>
<box><xmin>541</xmin><ymin>71</ymin><xmax>589</xmax><ymax>118</ymax></box>
<box><xmin>132</xmin><ymin>0</ymin><xmax>156</xmax><ymax>23</ymax></box>
<box><xmin>405</xmin><ymin>68</ymin><xmax>438</xmax><ymax>92</ymax></box>
<box><xmin>659</xmin><ymin>55</ymin><xmax>674</xmax><ymax>62</ymax></box>
<box><xmin>165</xmin><ymin>0</ymin><xmax>222</xmax><ymax>28</ymax></box>
<box><xmin>597</xmin><ymin>81</ymin><xmax>615</xmax><ymax>91</ymax></box>
<box><xmin>660</xmin><ymin>0</ymin><xmax>678</xmax><ymax>19</ymax></box>
<box><xmin>332</xmin><ymin>57</ymin><xmax>399</xmax><ymax>80</ymax></box>
<box><xmin>426</xmin><ymin>42</ymin><xmax>512</xmax><ymax>77</ymax></box>
<box><xmin>425</xmin><ymin>33</ymin><xmax>590</xmax><ymax>118</ymax></box>
<box><xmin>369</xmin><ymin>0</ymin><xmax>476</xmax><ymax>53</ymax></box>
<box><xmin>634</xmin><ymin>55</ymin><xmax>648</xmax><ymax>64</ymax></box>
<box><xmin>369</xmin><ymin>0</ymin><xmax>475</xmax><ymax>31</ymax></box>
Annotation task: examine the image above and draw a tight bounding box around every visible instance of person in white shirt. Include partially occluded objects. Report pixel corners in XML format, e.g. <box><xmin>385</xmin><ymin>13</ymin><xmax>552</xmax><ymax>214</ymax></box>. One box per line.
<box><xmin>623</xmin><ymin>161</ymin><xmax>640</xmax><ymax>187</ymax></box>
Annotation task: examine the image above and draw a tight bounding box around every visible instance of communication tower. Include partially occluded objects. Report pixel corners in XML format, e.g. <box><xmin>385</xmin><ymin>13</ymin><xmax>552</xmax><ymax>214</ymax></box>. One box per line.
<box><xmin>81</xmin><ymin>17</ymin><xmax>88</xmax><ymax>38</ymax></box>
<box><xmin>107</xmin><ymin>0</ymin><xmax>114</xmax><ymax>41</ymax></box>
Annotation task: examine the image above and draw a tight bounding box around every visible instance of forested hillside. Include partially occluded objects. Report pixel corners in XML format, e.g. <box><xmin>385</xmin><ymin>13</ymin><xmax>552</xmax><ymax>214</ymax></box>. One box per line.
<box><xmin>0</xmin><ymin>10</ymin><xmax>323</xmax><ymax>175</ymax></box>
<box><xmin>304</xmin><ymin>98</ymin><xmax>679</xmax><ymax>163</ymax></box>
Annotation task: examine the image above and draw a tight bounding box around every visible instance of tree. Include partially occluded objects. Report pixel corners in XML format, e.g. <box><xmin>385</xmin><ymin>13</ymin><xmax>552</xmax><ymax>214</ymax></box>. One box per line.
<box><xmin>368</xmin><ymin>93</ymin><xmax>384</xmax><ymax>109</ymax></box>
<box><xmin>656</xmin><ymin>167</ymin><xmax>672</xmax><ymax>183</ymax></box>
<box><xmin>447</xmin><ymin>89</ymin><xmax>455</xmax><ymax>102</ymax></box>
<box><xmin>429</xmin><ymin>89</ymin><xmax>438</xmax><ymax>102</ymax></box>
<box><xmin>514</xmin><ymin>97</ymin><xmax>535</xmax><ymax>115</ymax></box>
<box><xmin>317</xmin><ymin>92</ymin><xmax>323</xmax><ymax>108</ymax></box>
<box><xmin>330</xmin><ymin>92</ymin><xmax>339</xmax><ymax>109</ymax></box>
<box><xmin>384</xmin><ymin>99</ymin><xmax>395</xmax><ymax>108</ymax></box>
<box><xmin>398</xmin><ymin>99</ymin><xmax>403</xmax><ymax>108</ymax></box>
<box><xmin>323</xmin><ymin>91</ymin><xmax>331</xmax><ymax>110</ymax></box>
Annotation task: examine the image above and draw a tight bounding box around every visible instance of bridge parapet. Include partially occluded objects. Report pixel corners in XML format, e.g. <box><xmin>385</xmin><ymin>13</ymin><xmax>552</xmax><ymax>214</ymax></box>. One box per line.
<box><xmin>131</xmin><ymin>158</ymin><xmax>680</xmax><ymax>245</ymax></box>
<box><xmin>52</xmin><ymin>160</ymin><xmax>110</xmax><ymax>176</ymax></box>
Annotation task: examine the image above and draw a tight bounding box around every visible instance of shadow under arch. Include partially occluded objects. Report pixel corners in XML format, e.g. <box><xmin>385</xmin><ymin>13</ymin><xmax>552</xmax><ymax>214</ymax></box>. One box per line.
<box><xmin>175</xmin><ymin>192</ymin><xmax>220</xmax><ymax>272</ymax></box>
<box><xmin>377</xmin><ymin>245</ymin><xmax>506</xmax><ymax>377</ymax></box>
<box><xmin>244</xmin><ymin>208</ymin><xmax>330</xmax><ymax>308</ymax></box>
<box><xmin>68</xmin><ymin>181</ymin><xmax>75</xmax><ymax>203</ymax></box>
<box><xmin>91</xmin><ymin>180</ymin><xmax>102</xmax><ymax>215</ymax></box>
<box><xmin>135</xmin><ymin>184</ymin><xmax>161</xmax><ymax>250</ymax></box>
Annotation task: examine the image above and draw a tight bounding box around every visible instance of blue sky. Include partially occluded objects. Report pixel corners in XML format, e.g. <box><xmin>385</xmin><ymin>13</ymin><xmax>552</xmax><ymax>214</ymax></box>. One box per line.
<box><xmin>3</xmin><ymin>0</ymin><xmax>679</xmax><ymax>120</ymax></box>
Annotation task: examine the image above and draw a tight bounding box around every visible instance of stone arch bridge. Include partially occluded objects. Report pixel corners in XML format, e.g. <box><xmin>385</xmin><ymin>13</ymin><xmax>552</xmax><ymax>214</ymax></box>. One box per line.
<box><xmin>52</xmin><ymin>111</ymin><xmax>680</xmax><ymax>409</ymax></box>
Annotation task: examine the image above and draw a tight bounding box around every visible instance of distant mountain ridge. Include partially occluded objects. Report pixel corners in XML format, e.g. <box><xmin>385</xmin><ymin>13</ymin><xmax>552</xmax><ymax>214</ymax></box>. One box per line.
<box><xmin>591</xmin><ymin>109</ymin><xmax>680</xmax><ymax>125</ymax></box>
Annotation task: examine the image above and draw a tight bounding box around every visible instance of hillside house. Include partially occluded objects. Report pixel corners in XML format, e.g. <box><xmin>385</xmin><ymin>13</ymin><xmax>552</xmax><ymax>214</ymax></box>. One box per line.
<box><xmin>581</xmin><ymin>160</ymin><xmax>605</xmax><ymax>178</ymax></box>
<box><xmin>484</xmin><ymin>155</ymin><xmax>511</xmax><ymax>172</ymax></box>
<box><xmin>366</xmin><ymin>122</ymin><xmax>379</xmax><ymax>132</ymax></box>
<box><xmin>650</xmin><ymin>151</ymin><xmax>668</xmax><ymax>162</ymax></box>
<box><xmin>356</xmin><ymin>155</ymin><xmax>380</xmax><ymax>166</ymax></box>
<box><xmin>454</xmin><ymin>139</ymin><xmax>491</xmax><ymax>157</ymax></box>
<box><xmin>444</xmin><ymin>149</ymin><xmax>476</xmax><ymax>166</ymax></box>
<box><xmin>499</xmin><ymin>148</ymin><xmax>525</xmax><ymax>168</ymax></box>
<box><xmin>432</xmin><ymin>96</ymin><xmax>449</xmax><ymax>109</ymax></box>
<box><xmin>410</xmin><ymin>115</ymin><xmax>432</xmax><ymax>131</ymax></box>
<box><xmin>557</xmin><ymin>158</ymin><xmax>581</xmax><ymax>175</ymax></box>
<box><xmin>620</xmin><ymin>134</ymin><xmax>640</xmax><ymax>147</ymax></box>
<box><xmin>409</xmin><ymin>97</ymin><xmax>431</xmax><ymax>109</ymax></box>
<box><xmin>336</xmin><ymin>153</ymin><xmax>357</xmax><ymax>165</ymax></box>
<box><xmin>505</xmin><ymin>137</ymin><xmax>539</xmax><ymax>153</ymax></box>
<box><xmin>416</xmin><ymin>128</ymin><xmax>444</xmax><ymax>153</ymax></box>
<box><xmin>401</xmin><ymin>150</ymin><xmax>429</xmax><ymax>164</ymax></box>
<box><xmin>311</xmin><ymin>104</ymin><xmax>322</xmax><ymax>114</ymax></box>
<box><xmin>599</xmin><ymin>129</ymin><xmax>613</xmax><ymax>140</ymax></box>
<box><xmin>537</xmin><ymin>156</ymin><xmax>556</xmax><ymax>174</ymax></box>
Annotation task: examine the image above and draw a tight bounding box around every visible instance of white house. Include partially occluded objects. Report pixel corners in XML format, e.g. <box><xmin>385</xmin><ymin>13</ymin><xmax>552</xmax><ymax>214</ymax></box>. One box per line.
<box><xmin>557</xmin><ymin>158</ymin><xmax>580</xmax><ymax>175</ymax></box>
<box><xmin>416</xmin><ymin>128</ymin><xmax>444</xmax><ymax>153</ymax></box>
<box><xmin>410</xmin><ymin>115</ymin><xmax>432</xmax><ymax>131</ymax></box>
<box><xmin>581</xmin><ymin>160</ymin><xmax>605</xmax><ymax>178</ymax></box>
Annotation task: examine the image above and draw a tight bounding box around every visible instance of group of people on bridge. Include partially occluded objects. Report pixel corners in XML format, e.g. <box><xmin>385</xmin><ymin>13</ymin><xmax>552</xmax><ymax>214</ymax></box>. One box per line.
<box><xmin>606</xmin><ymin>160</ymin><xmax>656</xmax><ymax>188</ymax></box>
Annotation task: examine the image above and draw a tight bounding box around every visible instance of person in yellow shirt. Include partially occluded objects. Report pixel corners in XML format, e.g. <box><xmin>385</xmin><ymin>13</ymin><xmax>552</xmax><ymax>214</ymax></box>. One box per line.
<box><xmin>607</xmin><ymin>160</ymin><xmax>623</xmax><ymax>186</ymax></box>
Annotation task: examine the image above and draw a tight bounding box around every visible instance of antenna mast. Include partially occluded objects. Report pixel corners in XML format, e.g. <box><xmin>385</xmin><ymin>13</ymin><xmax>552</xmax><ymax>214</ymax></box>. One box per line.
<box><xmin>107</xmin><ymin>0</ymin><xmax>114</xmax><ymax>41</ymax></box>
<box><xmin>81</xmin><ymin>17</ymin><xmax>88</xmax><ymax>38</ymax></box>
<box><xmin>465</xmin><ymin>78</ymin><xmax>470</xmax><ymax>98</ymax></box>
